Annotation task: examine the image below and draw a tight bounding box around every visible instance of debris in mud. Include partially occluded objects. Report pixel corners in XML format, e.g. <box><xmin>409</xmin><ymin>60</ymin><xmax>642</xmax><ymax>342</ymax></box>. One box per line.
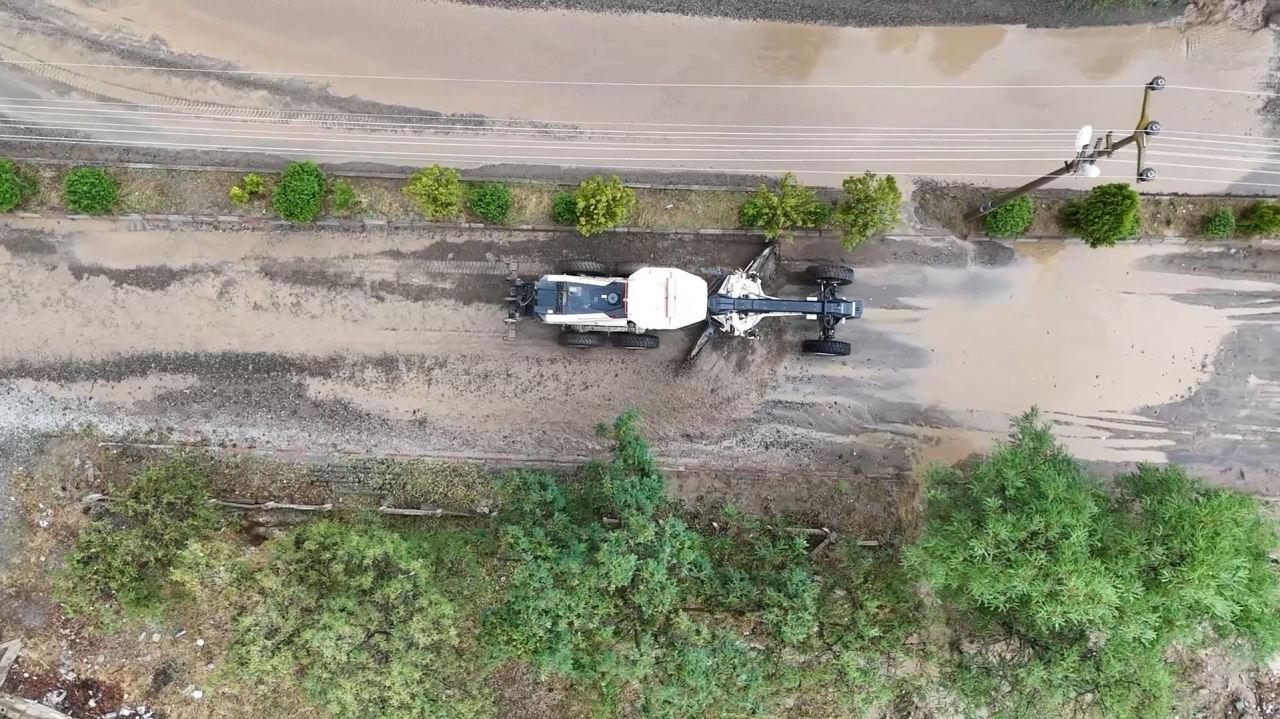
<box><xmin>1183</xmin><ymin>0</ymin><xmax>1273</xmax><ymax>29</ymax></box>
<box><xmin>5</xmin><ymin>660</ymin><xmax>125</xmax><ymax>719</ymax></box>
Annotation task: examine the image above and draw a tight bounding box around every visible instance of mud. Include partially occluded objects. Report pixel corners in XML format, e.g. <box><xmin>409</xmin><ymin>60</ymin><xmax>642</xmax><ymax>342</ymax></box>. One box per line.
<box><xmin>2</xmin><ymin>217</ymin><xmax>1278</xmax><ymax>494</ymax></box>
<box><xmin>0</xmin><ymin>1</ymin><xmax>1274</xmax><ymax>192</ymax></box>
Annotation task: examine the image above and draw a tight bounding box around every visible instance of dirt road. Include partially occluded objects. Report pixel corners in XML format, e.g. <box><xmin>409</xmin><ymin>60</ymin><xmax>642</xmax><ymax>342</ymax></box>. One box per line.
<box><xmin>1</xmin><ymin>217</ymin><xmax>1277</xmax><ymax>500</ymax></box>
<box><xmin>0</xmin><ymin>0</ymin><xmax>1275</xmax><ymax>192</ymax></box>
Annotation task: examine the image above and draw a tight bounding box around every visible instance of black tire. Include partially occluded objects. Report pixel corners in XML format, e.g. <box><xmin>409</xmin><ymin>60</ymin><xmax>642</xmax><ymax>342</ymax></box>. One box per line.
<box><xmin>559</xmin><ymin>331</ymin><xmax>605</xmax><ymax>348</ymax></box>
<box><xmin>559</xmin><ymin>259</ymin><xmax>607</xmax><ymax>276</ymax></box>
<box><xmin>807</xmin><ymin>264</ymin><xmax>855</xmax><ymax>286</ymax></box>
<box><xmin>802</xmin><ymin>339</ymin><xmax>852</xmax><ymax>356</ymax></box>
<box><xmin>614</xmin><ymin>261</ymin><xmax>648</xmax><ymax>276</ymax></box>
<box><xmin>613</xmin><ymin>333</ymin><xmax>660</xmax><ymax>350</ymax></box>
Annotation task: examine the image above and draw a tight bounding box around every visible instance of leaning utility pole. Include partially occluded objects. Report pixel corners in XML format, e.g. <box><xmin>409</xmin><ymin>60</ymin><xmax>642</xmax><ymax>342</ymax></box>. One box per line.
<box><xmin>965</xmin><ymin>75</ymin><xmax>1165</xmax><ymax>222</ymax></box>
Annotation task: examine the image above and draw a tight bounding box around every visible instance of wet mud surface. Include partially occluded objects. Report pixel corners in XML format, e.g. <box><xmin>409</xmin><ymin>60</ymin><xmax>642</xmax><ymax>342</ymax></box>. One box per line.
<box><xmin>1</xmin><ymin>219</ymin><xmax>1278</xmax><ymax>498</ymax></box>
<box><xmin>0</xmin><ymin>1</ymin><xmax>1274</xmax><ymax>192</ymax></box>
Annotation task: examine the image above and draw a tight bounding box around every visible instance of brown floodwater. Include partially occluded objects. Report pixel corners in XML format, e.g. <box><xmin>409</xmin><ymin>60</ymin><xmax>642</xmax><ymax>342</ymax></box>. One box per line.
<box><xmin>10</xmin><ymin>0</ymin><xmax>1271</xmax><ymax>191</ymax></box>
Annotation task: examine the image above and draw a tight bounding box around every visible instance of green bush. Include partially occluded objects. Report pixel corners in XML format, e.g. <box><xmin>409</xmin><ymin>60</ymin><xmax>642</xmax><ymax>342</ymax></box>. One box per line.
<box><xmin>228</xmin><ymin>186</ymin><xmax>250</xmax><ymax>205</ymax></box>
<box><xmin>574</xmin><ymin>175</ymin><xmax>635</xmax><ymax>236</ymax></box>
<box><xmin>63</xmin><ymin>167</ymin><xmax>119</xmax><ymax>215</ymax></box>
<box><xmin>1202</xmin><ymin>208</ymin><xmax>1236</xmax><ymax>238</ymax></box>
<box><xmin>330</xmin><ymin>178</ymin><xmax>360</xmax><ymax>213</ymax></box>
<box><xmin>832</xmin><ymin>172</ymin><xmax>901</xmax><ymax>249</ymax></box>
<box><xmin>271</xmin><ymin>161</ymin><xmax>327</xmax><ymax>223</ymax></box>
<box><xmin>799</xmin><ymin>201</ymin><xmax>833</xmax><ymax>228</ymax></box>
<box><xmin>0</xmin><ymin>158</ymin><xmax>27</xmax><ymax>212</ymax></box>
<box><xmin>984</xmin><ymin>196</ymin><xmax>1034</xmax><ymax>237</ymax></box>
<box><xmin>551</xmin><ymin>192</ymin><xmax>577</xmax><ymax>224</ymax></box>
<box><xmin>468</xmin><ymin>182</ymin><xmax>511</xmax><ymax>223</ymax></box>
<box><xmin>57</xmin><ymin>455</ymin><xmax>221</xmax><ymax>623</ymax></box>
<box><xmin>242</xmin><ymin>172</ymin><xmax>265</xmax><ymax>196</ymax></box>
<box><xmin>230</xmin><ymin>518</ymin><xmax>490</xmax><ymax>719</ymax></box>
<box><xmin>1237</xmin><ymin>202</ymin><xmax>1280</xmax><ymax>237</ymax></box>
<box><xmin>738</xmin><ymin>172</ymin><xmax>825</xmax><ymax>239</ymax></box>
<box><xmin>1061</xmin><ymin>183</ymin><xmax>1140</xmax><ymax>247</ymax></box>
<box><xmin>404</xmin><ymin>165</ymin><xmax>464</xmax><ymax>219</ymax></box>
<box><xmin>909</xmin><ymin>411</ymin><xmax>1280</xmax><ymax>719</ymax></box>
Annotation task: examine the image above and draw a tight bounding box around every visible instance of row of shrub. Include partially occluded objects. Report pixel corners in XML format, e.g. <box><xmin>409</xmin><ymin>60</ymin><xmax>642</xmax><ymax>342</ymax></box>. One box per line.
<box><xmin>0</xmin><ymin>158</ymin><xmax>120</xmax><ymax>215</ymax></box>
<box><xmin>56</xmin><ymin>411</ymin><xmax>1280</xmax><ymax>719</ymax></box>
<box><xmin>736</xmin><ymin>171</ymin><xmax>903</xmax><ymax>250</ymax></box>
<box><xmin>981</xmin><ymin>184</ymin><xmax>1280</xmax><ymax>246</ymax></box>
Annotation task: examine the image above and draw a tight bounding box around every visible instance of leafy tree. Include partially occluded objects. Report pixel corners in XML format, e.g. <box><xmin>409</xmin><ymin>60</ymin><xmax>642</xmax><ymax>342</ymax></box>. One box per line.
<box><xmin>1237</xmin><ymin>202</ymin><xmax>1280</xmax><ymax>237</ymax></box>
<box><xmin>330</xmin><ymin>178</ymin><xmax>360</xmax><ymax>213</ymax></box>
<box><xmin>909</xmin><ymin>411</ymin><xmax>1280</xmax><ymax>719</ymax></box>
<box><xmin>230</xmin><ymin>518</ymin><xmax>491</xmax><ymax>719</ymax></box>
<box><xmin>58</xmin><ymin>455</ymin><xmax>221</xmax><ymax>622</ymax></box>
<box><xmin>1061</xmin><ymin>183</ymin><xmax>1140</xmax><ymax>247</ymax></box>
<box><xmin>63</xmin><ymin>167</ymin><xmax>119</xmax><ymax>215</ymax></box>
<box><xmin>984</xmin><ymin>196</ymin><xmax>1034</xmax><ymax>238</ymax></box>
<box><xmin>1202</xmin><ymin>208</ymin><xmax>1236</xmax><ymax>238</ymax></box>
<box><xmin>272</xmin><ymin>161</ymin><xmax>327</xmax><ymax>222</ymax></box>
<box><xmin>404</xmin><ymin>165</ymin><xmax>464</xmax><ymax>219</ymax></box>
<box><xmin>574</xmin><ymin>175</ymin><xmax>635</xmax><ymax>236</ymax></box>
<box><xmin>468</xmin><ymin>182</ymin><xmax>511</xmax><ymax>223</ymax></box>
<box><xmin>738</xmin><ymin>172</ymin><xmax>826</xmax><ymax>239</ymax></box>
<box><xmin>831</xmin><ymin>172</ymin><xmax>901</xmax><ymax>249</ymax></box>
<box><xmin>0</xmin><ymin>158</ymin><xmax>26</xmax><ymax>212</ymax></box>
<box><xmin>483</xmin><ymin>412</ymin><xmax>785</xmax><ymax>718</ymax></box>
<box><xmin>551</xmin><ymin>192</ymin><xmax>577</xmax><ymax>224</ymax></box>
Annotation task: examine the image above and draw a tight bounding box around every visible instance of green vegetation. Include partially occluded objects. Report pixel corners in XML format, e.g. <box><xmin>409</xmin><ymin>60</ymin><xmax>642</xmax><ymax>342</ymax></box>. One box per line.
<box><xmin>984</xmin><ymin>195</ymin><xmax>1034</xmax><ymax>237</ymax></box>
<box><xmin>230</xmin><ymin>518</ymin><xmax>492</xmax><ymax>719</ymax></box>
<box><xmin>910</xmin><ymin>411</ymin><xmax>1280</xmax><ymax>719</ymax></box>
<box><xmin>229</xmin><ymin>172</ymin><xmax>266</xmax><ymax>206</ymax></box>
<box><xmin>330</xmin><ymin>178</ymin><xmax>360</xmax><ymax>213</ymax></box>
<box><xmin>1061</xmin><ymin>182</ymin><xmax>1141</xmax><ymax>247</ymax></box>
<box><xmin>63</xmin><ymin>167</ymin><xmax>119</xmax><ymax>215</ymax></box>
<box><xmin>1203</xmin><ymin>208</ymin><xmax>1236</xmax><ymax>238</ymax></box>
<box><xmin>272</xmin><ymin>162</ymin><xmax>327</xmax><ymax>223</ymax></box>
<box><xmin>574</xmin><ymin>175</ymin><xmax>635</xmax><ymax>236</ymax></box>
<box><xmin>1237</xmin><ymin>202</ymin><xmax>1280</xmax><ymax>237</ymax></box>
<box><xmin>404</xmin><ymin>165</ymin><xmax>465</xmax><ymax>219</ymax></box>
<box><xmin>551</xmin><ymin>192</ymin><xmax>578</xmax><ymax>224</ymax></box>
<box><xmin>54</xmin><ymin>412</ymin><xmax>1280</xmax><ymax>719</ymax></box>
<box><xmin>737</xmin><ymin>172</ymin><xmax>829</xmax><ymax>239</ymax></box>
<box><xmin>57</xmin><ymin>455</ymin><xmax>222</xmax><ymax>623</ymax></box>
<box><xmin>832</xmin><ymin>172</ymin><xmax>901</xmax><ymax>249</ymax></box>
<box><xmin>468</xmin><ymin>182</ymin><xmax>512</xmax><ymax>223</ymax></box>
<box><xmin>0</xmin><ymin>157</ymin><xmax>35</xmax><ymax>213</ymax></box>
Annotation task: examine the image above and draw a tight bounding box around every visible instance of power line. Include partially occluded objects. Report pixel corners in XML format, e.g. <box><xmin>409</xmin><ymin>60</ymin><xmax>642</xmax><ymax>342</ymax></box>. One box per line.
<box><xmin>0</xmin><ymin>60</ymin><xmax>1150</xmax><ymax>90</ymax></box>
<box><xmin>0</xmin><ymin>103</ymin><xmax>1086</xmax><ymax>140</ymax></box>
<box><xmin>0</xmin><ymin>119</ymin><xmax>1079</xmax><ymax>153</ymax></box>
<box><xmin>0</xmin><ymin>131</ymin><xmax>1084</xmax><ymax>163</ymax></box>
<box><xmin>0</xmin><ymin>134</ymin><xmax>1141</xmax><ymax>174</ymax></box>
<box><xmin>0</xmin><ymin>96</ymin><xmax>1091</xmax><ymax>132</ymax></box>
<box><xmin>1168</xmin><ymin>84</ymin><xmax>1280</xmax><ymax>98</ymax></box>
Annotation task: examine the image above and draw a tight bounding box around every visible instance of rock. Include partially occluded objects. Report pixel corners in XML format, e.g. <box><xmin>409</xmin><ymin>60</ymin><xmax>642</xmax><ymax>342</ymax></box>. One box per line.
<box><xmin>195</xmin><ymin>638</ymin><xmax>205</xmax><ymax>647</ymax></box>
<box><xmin>191</xmin><ymin>689</ymin><xmax>204</xmax><ymax>700</ymax></box>
<box><xmin>149</xmin><ymin>633</ymin><xmax>160</xmax><ymax>643</ymax></box>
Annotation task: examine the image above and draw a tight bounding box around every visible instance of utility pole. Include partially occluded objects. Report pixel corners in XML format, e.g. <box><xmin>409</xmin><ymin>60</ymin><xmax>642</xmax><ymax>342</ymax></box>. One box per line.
<box><xmin>965</xmin><ymin>75</ymin><xmax>1165</xmax><ymax>222</ymax></box>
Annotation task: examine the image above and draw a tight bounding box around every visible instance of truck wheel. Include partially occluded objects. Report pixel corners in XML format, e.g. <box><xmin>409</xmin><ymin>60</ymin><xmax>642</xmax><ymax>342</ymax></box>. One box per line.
<box><xmin>560</xmin><ymin>331</ymin><xmax>605</xmax><ymax>348</ymax></box>
<box><xmin>613</xmin><ymin>333</ymin><xmax>660</xmax><ymax>350</ymax></box>
<box><xmin>559</xmin><ymin>259</ymin><xmax>607</xmax><ymax>276</ymax></box>
<box><xmin>808</xmin><ymin>264</ymin><xmax>855</xmax><ymax>285</ymax></box>
<box><xmin>614</xmin><ymin>261</ymin><xmax>647</xmax><ymax>276</ymax></box>
<box><xmin>802</xmin><ymin>339</ymin><xmax>852</xmax><ymax>356</ymax></box>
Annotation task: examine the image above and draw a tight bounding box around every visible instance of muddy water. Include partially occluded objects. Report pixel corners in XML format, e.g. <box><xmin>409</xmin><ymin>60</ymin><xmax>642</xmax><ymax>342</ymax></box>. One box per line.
<box><xmin>17</xmin><ymin>1</ymin><xmax>1274</xmax><ymax>190</ymax></box>
<box><xmin>852</xmin><ymin>243</ymin><xmax>1279</xmax><ymax>464</ymax></box>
